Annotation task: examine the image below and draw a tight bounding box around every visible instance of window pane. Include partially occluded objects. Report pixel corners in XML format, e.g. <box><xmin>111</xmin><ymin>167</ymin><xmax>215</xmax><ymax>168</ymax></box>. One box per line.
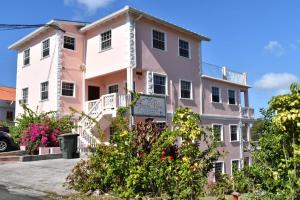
<box><xmin>232</xmin><ymin>160</ymin><xmax>240</xmax><ymax>175</ymax></box>
<box><xmin>62</xmin><ymin>82</ymin><xmax>74</xmax><ymax>96</ymax></box>
<box><xmin>101</xmin><ymin>30</ymin><xmax>112</xmax><ymax>50</ymax></box>
<box><xmin>228</xmin><ymin>90</ymin><xmax>236</xmax><ymax>104</ymax></box>
<box><xmin>212</xmin><ymin>87</ymin><xmax>220</xmax><ymax>102</ymax></box>
<box><xmin>42</xmin><ymin>39</ymin><xmax>50</xmax><ymax>57</ymax></box>
<box><xmin>153</xmin><ymin>74</ymin><xmax>166</xmax><ymax>94</ymax></box>
<box><xmin>108</xmin><ymin>84</ymin><xmax>118</xmax><ymax>94</ymax></box>
<box><xmin>181</xmin><ymin>80</ymin><xmax>191</xmax><ymax>98</ymax></box>
<box><xmin>213</xmin><ymin>125</ymin><xmax>222</xmax><ymax>141</ymax></box>
<box><xmin>215</xmin><ymin>162</ymin><xmax>223</xmax><ymax>181</ymax></box>
<box><xmin>153</xmin><ymin>30</ymin><xmax>165</xmax><ymax>50</ymax></box>
<box><xmin>24</xmin><ymin>49</ymin><xmax>30</xmax><ymax>65</ymax></box>
<box><xmin>231</xmin><ymin>125</ymin><xmax>238</xmax><ymax>141</ymax></box>
<box><xmin>63</xmin><ymin>36</ymin><xmax>75</xmax><ymax>50</ymax></box>
<box><xmin>179</xmin><ymin>39</ymin><xmax>189</xmax><ymax>58</ymax></box>
<box><xmin>41</xmin><ymin>82</ymin><xmax>49</xmax><ymax>100</ymax></box>
<box><xmin>22</xmin><ymin>88</ymin><xmax>28</xmax><ymax>104</ymax></box>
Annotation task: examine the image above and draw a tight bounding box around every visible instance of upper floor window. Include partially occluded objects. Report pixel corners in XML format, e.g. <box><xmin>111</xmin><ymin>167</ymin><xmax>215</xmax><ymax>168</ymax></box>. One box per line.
<box><xmin>62</xmin><ymin>81</ymin><xmax>75</xmax><ymax>97</ymax></box>
<box><xmin>230</xmin><ymin>125</ymin><xmax>239</xmax><ymax>142</ymax></box>
<box><xmin>231</xmin><ymin>160</ymin><xmax>240</xmax><ymax>175</ymax></box>
<box><xmin>212</xmin><ymin>86</ymin><xmax>220</xmax><ymax>103</ymax></box>
<box><xmin>108</xmin><ymin>84</ymin><xmax>118</xmax><ymax>94</ymax></box>
<box><xmin>42</xmin><ymin>39</ymin><xmax>50</xmax><ymax>58</ymax></box>
<box><xmin>228</xmin><ymin>89</ymin><xmax>236</xmax><ymax>105</ymax></box>
<box><xmin>180</xmin><ymin>80</ymin><xmax>192</xmax><ymax>99</ymax></box>
<box><xmin>101</xmin><ymin>30</ymin><xmax>112</xmax><ymax>51</ymax></box>
<box><xmin>22</xmin><ymin>88</ymin><xmax>28</xmax><ymax>104</ymax></box>
<box><xmin>179</xmin><ymin>39</ymin><xmax>190</xmax><ymax>58</ymax></box>
<box><xmin>212</xmin><ymin>124</ymin><xmax>223</xmax><ymax>142</ymax></box>
<box><xmin>152</xmin><ymin>30</ymin><xmax>166</xmax><ymax>51</ymax></box>
<box><xmin>63</xmin><ymin>36</ymin><xmax>75</xmax><ymax>50</ymax></box>
<box><xmin>153</xmin><ymin>74</ymin><xmax>166</xmax><ymax>95</ymax></box>
<box><xmin>40</xmin><ymin>81</ymin><xmax>49</xmax><ymax>100</ymax></box>
<box><xmin>23</xmin><ymin>49</ymin><xmax>30</xmax><ymax>66</ymax></box>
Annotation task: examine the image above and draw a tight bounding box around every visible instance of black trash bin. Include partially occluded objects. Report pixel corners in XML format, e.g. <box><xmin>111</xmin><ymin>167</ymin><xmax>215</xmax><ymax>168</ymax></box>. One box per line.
<box><xmin>58</xmin><ymin>133</ymin><xmax>80</xmax><ymax>159</ymax></box>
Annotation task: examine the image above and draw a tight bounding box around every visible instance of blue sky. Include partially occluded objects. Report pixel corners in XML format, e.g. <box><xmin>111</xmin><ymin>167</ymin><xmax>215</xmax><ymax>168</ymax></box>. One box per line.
<box><xmin>0</xmin><ymin>0</ymin><xmax>299</xmax><ymax>117</ymax></box>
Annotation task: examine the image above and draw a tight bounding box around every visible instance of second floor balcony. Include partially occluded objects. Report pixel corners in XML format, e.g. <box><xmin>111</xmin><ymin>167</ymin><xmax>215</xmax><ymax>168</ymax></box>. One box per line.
<box><xmin>201</xmin><ymin>62</ymin><xmax>248</xmax><ymax>86</ymax></box>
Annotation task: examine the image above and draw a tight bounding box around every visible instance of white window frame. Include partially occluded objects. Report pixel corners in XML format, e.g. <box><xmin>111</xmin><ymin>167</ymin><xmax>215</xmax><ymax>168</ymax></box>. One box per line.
<box><xmin>23</xmin><ymin>48</ymin><xmax>30</xmax><ymax>66</ymax></box>
<box><xmin>107</xmin><ymin>83</ymin><xmax>119</xmax><ymax>94</ymax></box>
<box><xmin>212</xmin><ymin>124</ymin><xmax>224</xmax><ymax>142</ymax></box>
<box><xmin>41</xmin><ymin>38</ymin><xmax>50</xmax><ymax>59</ymax></box>
<box><xmin>231</xmin><ymin>159</ymin><xmax>241</xmax><ymax>176</ymax></box>
<box><xmin>228</xmin><ymin>89</ymin><xmax>237</xmax><ymax>105</ymax></box>
<box><xmin>61</xmin><ymin>80</ymin><xmax>76</xmax><ymax>97</ymax></box>
<box><xmin>151</xmin><ymin>28</ymin><xmax>167</xmax><ymax>51</ymax></box>
<box><xmin>213</xmin><ymin>161</ymin><xmax>225</xmax><ymax>182</ymax></box>
<box><xmin>63</xmin><ymin>35</ymin><xmax>76</xmax><ymax>51</ymax></box>
<box><xmin>178</xmin><ymin>38</ymin><xmax>191</xmax><ymax>59</ymax></box>
<box><xmin>211</xmin><ymin>86</ymin><xmax>221</xmax><ymax>103</ymax></box>
<box><xmin>153</xmin><ymin>72</ymin><xmax>168</xmax><ymax>96</ymax></box>
<box><xmin>179</xmin><ymin>79</ymin><xmax>193</xmax><ymax>100</ymax></box>
<box><xmin>99</xmin><ymin>29</ymin><xmax>112</xmax><ymax>52</ymax></box>
<box><xmin>22</xmin><ymin>87</ymin><xmax>29</xmax><ymax>104</ymax></box>
<box><xmin>229</xmin><ymin>124</ymin><xmax>239</xmax><ymax>142</ymax></box>
<box><xmin>40</xmin><ymin>81</ymin><xmax>49</xmax><ymax>101</ymax></box>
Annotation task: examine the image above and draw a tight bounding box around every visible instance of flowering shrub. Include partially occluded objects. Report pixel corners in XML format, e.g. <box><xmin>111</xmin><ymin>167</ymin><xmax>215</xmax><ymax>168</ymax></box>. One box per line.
<box><xmin>20</xmin><ymin>123</ymin><xmax>62</xmax><ymax>154</ymax></box>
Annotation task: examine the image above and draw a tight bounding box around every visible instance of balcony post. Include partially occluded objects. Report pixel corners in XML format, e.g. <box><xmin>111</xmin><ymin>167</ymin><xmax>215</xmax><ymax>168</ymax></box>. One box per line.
<box><xmin>222</xmin><ymin>66</ymin><xmax>227</xmax><ymax>80</ymax></box>
<box><xmin>243</xmin><ymin>72</ymin><xmax>248</xmax><ymax>85</ymax></box>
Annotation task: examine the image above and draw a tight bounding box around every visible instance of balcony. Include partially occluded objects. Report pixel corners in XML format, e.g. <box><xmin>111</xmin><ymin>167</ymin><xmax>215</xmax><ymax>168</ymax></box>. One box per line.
<box><xmin>241</xmin><ymin>107</ymin><xmax>254</xmax><ymax>119</ymax></box>
<box><xmin>201</xmin><ymin>62</ymin><xmax>248</xmax><ymax>86</ymax></box>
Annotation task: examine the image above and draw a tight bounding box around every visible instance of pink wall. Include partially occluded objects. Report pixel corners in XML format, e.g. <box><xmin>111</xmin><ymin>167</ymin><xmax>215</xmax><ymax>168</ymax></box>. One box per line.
<box><xmin>202</xmin><ymin>77</ymin><xmax>249</xmax><ymax>116</ymax></box>
<box><xmin>60</xmin><ymin>24</ymin><xmax>85</xmax><ymax>115</ymax></box>
<box><xmin>135</xmin><ymin>17</ymin><xmax>202</xmax><ymax>114</ymax></box>
<box><xmin>84</xmin><ymin>15</ymin><xmax>130</xmax><ymax>79</ymax></box>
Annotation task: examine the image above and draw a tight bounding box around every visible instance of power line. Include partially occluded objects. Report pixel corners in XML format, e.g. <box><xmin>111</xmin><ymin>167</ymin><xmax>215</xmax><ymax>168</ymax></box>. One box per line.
<box><xmin>0</xmin><ymin>24</ymin><xmax>65</xmax><ymax>32</ymax></box>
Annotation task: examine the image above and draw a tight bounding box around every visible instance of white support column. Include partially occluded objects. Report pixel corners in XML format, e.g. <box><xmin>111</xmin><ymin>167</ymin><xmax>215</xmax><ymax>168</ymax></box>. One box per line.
<box><xmin>239</xmin><ymin>106</ymin><xmax>244</xmax><ymax>169</ymax></box>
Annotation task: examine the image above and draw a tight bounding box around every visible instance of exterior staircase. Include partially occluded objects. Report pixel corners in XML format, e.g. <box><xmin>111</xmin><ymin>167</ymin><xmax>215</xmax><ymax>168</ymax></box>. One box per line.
<box><xmin>76</xmin><ymin>93</ymin><xmax>128</xmax><ymax>152</ymax></box>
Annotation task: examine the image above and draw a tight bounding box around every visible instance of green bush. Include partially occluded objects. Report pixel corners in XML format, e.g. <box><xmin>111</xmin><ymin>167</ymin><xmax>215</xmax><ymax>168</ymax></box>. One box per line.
<box><xmin>66</xmin><ymin>107</ymin><xmax>219</xmax><ymax>199</ymax></box>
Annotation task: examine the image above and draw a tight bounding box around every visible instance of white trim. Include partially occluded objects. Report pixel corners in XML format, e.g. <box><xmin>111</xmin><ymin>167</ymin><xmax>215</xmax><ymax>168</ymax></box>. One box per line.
<box><xmin>40</xmin><ymin>81</ymin><xmax>49</xmax><ymax>101</ymax></box>
<box><xmin>227</xmin><ymin>89</ymin><xmax>237</xmax><ymax>105</ymax></box>
<box><xmin>152</xmin><ymin>72</ymin><xmax>168</xmax><ymax>96</ymax></box>
<box><xmin>212</xmin><ymin>123</ymin><xmax>224</xmax><ymax>142</ymax></box>
<box><xmin>211</xmin><ymin>86</ymin><xmax>222</xmax><ymax>103</ymax></box>
<box><xmin>213</xmin><ymin>161</ymin><xmax>225</xmax><ymax>182</ymax></box>
<box><xmin>178</xmin><ymin>37</ymin><xmax>191</xmax><ymax>59</ymax></box>
<box><xmin>151</xmin><ymin>28</ymin><xmax>167</xmax><ymax>52</ymax></box>
<box><xmin>107</xmin><ymin>83</ymin><xmax>119</xmax><ymax>94</ymax></box>
<box><xmin>99</xmin><ymin>29</ymin><xmax>112</xmax><ymax>52</ymax></box>
<box><xmin>179</xmin><ymin>79</ymin><xmax>193</xmax><ymax>100</ymax></box>
<box><xmin>63</xmin><ymin>35</ymin><xmax>76</xmax><ymax>51</ymax></box>
<box><xmin>229</xmin><ymin>124</ymin><xmax>239</xmax><ymax>142</ymax></box>
<box><xmin>231</xmin><ymin>159</ymin><xmax>241</xmax><ymax>176</ymax></box>
<box><xmin>61</xmin><ymin>80</ymin><xmax>76</xmax><ymax>98</ymax></box>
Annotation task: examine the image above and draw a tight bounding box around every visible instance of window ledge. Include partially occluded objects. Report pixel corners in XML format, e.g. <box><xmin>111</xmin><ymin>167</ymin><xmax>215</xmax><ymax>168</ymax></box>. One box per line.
<box><xmin>180</xmin><ymin>97</ymin><xmax>193</xmax><ymax>100</ymax></box>
<box><xmin>99</xmin><ymin>47</ymin><xmax>112</xmax><ymax>53</ymax></box>
<box><xmin>211</xmin><ymin>101</ymin><xmax>222</xmax><ymax>104</ymax></box>
<box><xmin>40</xmin><ymin>55</ymin><xmax>50</xmax><ymax>60</ymax></box>
<box><xmin>39</xmin><ymin>99</ymin><xmax>49</xmax><ymax>102</ymax></box>
<box><xmin>230</xmin><ymin>141</ymin><xmax>240</xmax><ymax>143</ymax></box>
<box><xmin>179</xmin><ymin>55</ymin><xmax>191</xmax><ymax>60</ymax></box>
<box><xmin>22</xmin><ymin>64</ymin><xmax>30</xmax><ymax>68</ymax></box>
<box><xmin>63</xmin><ymin>48</ymin><xmax>76</xmax><ymax>52</ymax></box>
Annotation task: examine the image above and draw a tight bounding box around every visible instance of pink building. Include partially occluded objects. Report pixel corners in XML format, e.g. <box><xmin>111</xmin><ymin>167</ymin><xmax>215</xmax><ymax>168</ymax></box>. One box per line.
<box><xmin>9</xmin><ymin>6</ymin><xmax>254</xmax><ymax>179</ymax></box>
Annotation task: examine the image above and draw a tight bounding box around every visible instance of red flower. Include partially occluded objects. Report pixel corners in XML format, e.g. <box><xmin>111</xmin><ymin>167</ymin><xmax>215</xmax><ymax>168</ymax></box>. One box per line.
<box><xmin>168</xmin><ymin>156</ymin><xmax>173</xmax><ymax>161</ymax></box>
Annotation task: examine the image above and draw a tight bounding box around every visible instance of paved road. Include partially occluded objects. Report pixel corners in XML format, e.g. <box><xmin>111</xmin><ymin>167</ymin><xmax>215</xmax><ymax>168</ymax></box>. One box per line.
<box><xmin>0</xmin><ymin>158</ymin><xmax>80</xmax><ymax>198</ymax></box>
<box><xmin>0</xmin><ymin>185</ymin><xmax>41</xmax><ymax>200</ymax></box>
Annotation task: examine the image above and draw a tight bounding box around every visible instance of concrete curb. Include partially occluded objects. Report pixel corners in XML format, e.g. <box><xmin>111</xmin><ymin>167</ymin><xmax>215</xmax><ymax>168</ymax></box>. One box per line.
<box><xmin>20</xmin><ymin>153</ymin><xmax>62</xmax><ymax>162</ymax></box>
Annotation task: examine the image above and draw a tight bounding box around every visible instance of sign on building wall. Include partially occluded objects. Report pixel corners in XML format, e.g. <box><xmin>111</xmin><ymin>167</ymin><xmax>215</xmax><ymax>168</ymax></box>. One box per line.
<box><xmin>132</xmin><ymin>94</ymin><xmax>166</xmax><ymax>118</ymax></box>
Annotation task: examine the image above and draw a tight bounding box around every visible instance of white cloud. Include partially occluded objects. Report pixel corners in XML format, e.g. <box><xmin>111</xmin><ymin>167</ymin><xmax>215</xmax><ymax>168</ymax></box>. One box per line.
<box><xmin>64</xmin><ymin>0</ymin><xmax>115</xmax><ymax>13</ymax></box>
<box><xmin>254</xmin><ymin>73</ymin><xmax>299</xmax><ymax>90</ymax></box>
<box><xmin>264</xmin><ymin>41</ymin><xmax>284</xmax><ymax>56</ymax></box>
<box><xmin>277</xmin><ymin>89</ymin><xmax>290</xmax><ymax>95</ymax></box>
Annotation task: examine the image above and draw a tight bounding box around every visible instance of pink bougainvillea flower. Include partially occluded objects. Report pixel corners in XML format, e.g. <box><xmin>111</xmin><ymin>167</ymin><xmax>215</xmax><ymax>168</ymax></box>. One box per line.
<box><xmin>41</xmin><ymin>136</ymin><xmax>48</xmax><ymax>144</ymax></box>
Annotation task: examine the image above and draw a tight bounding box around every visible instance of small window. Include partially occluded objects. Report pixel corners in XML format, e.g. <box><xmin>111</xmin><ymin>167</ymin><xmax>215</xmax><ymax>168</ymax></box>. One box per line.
<box><xmin>41</xmin><ymin>81</ymin><xmax>49</xmax><ymax>100</ymax></box>
<box><xmin>62</xmin><ymin>82</ymin><xmax>75</xmax><ymax>97</ymax></box>
<box><xmin>23</xmin><ymin>49</ymin><xmax>30</xmax><ymax>66</ymax></box>
<box><xmin>42</xmin><ymin>39</ymin><xmax>50</xmax><ymax>58</ymax></box>
<box><xmin>108</xmin><ymin>84</ymin><xmax>118</xmax><ymax>94</ymax></box>
<box><xmin>179</xmin><ymin>39</ymin><xmax>190</xmax><ymax>58</ymax></box>
<box><xmin>228</xmin><ymin>90</ymin><xmax>236</xmax><ymax>105</ymax></box>
<box><xmin>63</xmin><ymin>36</ymin><xmax>75</xmax><ymax>50</ymax></box>
<box><xmin>230</xmin><ymin>125</ymin><xmax>238</xmax><ymax>141</ymax></box>
<box><xmin>22</xmin><ymin>88</ymin><xmax>28</xmax><ymax>104</ymax></box>
<box><xmin>214</xmin><ymin>162</ymin><xmax>224</xmax><ymax>181</ymax></box>
<box><xmin>180</xmin><ymin>80</ymin><xmax>192</xmax><ymax>99</ymax></box>
<box><xmin>212</xmin><ymin>124</ymin><xmax>223</xmax><ymax>141</ymax></box>
<box><xmin>101</xmin><ymin>30</ymin><xmax>112</xmax><ymax>51</ymax></box>
<box><xmin>231</xmin><ymin>160</ymin><xmax>240</xmax><ymax>175</ymax></box>
<box><xmin>153</xmin><ymin>74</ymin><xmax>166</xmax><ymax>95</ymax></box>
<box><xmin>212</xmin><ymin>87</ymin><xmax>220</xmax><ymax>103</ymax></box>
<box><xmin>6</xmin><ymin>111</ymin><xmax>13</xmax><ymax>121</ymax></box>
<box><xmin>152</xmin><ymin>30</ymin><xmax>165</xmax><ymax>50</ymax></box>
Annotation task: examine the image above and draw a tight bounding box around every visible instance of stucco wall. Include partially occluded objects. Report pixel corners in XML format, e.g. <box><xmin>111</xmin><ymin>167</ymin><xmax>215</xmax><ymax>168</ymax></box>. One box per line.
<box><xmin>135</xmin><ymin>17</ymin><xmax>202</xmax><ymax>115</ymax></box>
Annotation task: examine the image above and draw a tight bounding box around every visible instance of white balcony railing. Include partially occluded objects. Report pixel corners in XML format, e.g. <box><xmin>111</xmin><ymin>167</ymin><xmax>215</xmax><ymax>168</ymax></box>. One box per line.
<box><xmin>241</xmin><ymin>107</ymin><xmax>254</xmax><ymax>119</ymax></box>
<box><xmin>201</xmin><ymin>62</ymin><xmax>248</xmax><ymax>85</ymax></box>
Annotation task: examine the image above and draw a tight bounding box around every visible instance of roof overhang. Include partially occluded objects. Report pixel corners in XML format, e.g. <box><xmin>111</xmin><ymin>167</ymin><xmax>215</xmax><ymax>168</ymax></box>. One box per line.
<box><xmin>201</xmin><ymin>75</ymin><xmax>251</xmax><ymax>88</ymax></box>
<box><xmin>80</xmin><ymin>6</ymin><xmax>210</xmax><ymax>41</ymax></box>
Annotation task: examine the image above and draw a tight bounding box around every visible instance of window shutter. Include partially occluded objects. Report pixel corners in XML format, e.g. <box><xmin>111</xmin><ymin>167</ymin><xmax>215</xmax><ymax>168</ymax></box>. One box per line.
<box><xmin>146</xmin><ymin>71</ymin><xmax>154</xmax><ymax>94</ymax></box>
